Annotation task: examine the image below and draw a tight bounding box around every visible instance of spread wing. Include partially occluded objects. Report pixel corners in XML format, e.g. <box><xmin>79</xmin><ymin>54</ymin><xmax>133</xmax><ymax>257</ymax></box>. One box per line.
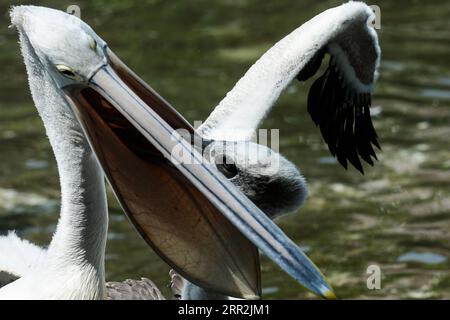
<box><xmin>297</xmin><ymin>24</ymin><xmax>380</xmax><ymax>173</ymax></box>
<box><xmin>199</xmin><ymin>2</ymin><xmax>381</xmax><ymax>173</ymax></box>
<box><xmin>106</xmin><ymin>278</ymin><xmax>166</xmax><ymax>300</ymax></box>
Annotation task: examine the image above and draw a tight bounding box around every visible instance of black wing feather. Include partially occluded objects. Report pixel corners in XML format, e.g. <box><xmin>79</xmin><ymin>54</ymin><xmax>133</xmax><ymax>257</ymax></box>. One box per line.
<box><xmin>298</xmin><ymin>51</ymin><xmax>380</xmax><ymax>173</ymax></box>
<box><xmin>297</xmin><ymin>49</ymin><xmax>326</xmax><ymax>81</ymax></box>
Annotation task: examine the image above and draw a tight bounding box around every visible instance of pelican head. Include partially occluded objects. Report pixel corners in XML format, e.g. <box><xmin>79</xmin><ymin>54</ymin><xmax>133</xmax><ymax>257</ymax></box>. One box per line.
<box><xmin>11</xmin><ymin>5</ymin><xmax>334</xmax><ymax>299</ymax></box>
<box><xmin>207</xmin><ymin>141</ymin><xmax>307</xmax><ymax>219</ymax></box>
<box><xmin>11</xmin><ymin>6</ymin><xmax>106</xmax><ymax>89</ymax></box>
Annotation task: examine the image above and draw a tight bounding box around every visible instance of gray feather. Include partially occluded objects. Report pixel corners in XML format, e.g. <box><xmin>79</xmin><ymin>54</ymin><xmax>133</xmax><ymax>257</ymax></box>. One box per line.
<box><xmin>106</xmin><ymin>278</ymin><xmax>166</xmax><ymax>300</ymax></box>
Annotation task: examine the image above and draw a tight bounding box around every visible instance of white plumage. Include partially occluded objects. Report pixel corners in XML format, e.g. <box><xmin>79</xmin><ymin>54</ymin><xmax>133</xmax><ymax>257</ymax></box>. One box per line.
<box><xmin>0</xmin><ymin>6</ymin><xmax>109</xmax><ymax>300</ymax></box>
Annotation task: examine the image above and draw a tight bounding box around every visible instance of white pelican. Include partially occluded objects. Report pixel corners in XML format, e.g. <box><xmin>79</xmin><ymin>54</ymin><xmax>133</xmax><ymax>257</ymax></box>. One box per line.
<box><xmin>165</xmin><ymin>1</ymin><xmax>381</xmax><ymax>299</ymax></box>
<box><xmin>0</xmin><ymin>5</ymin><xmax>334</xmax><ymax>300</ymax></box>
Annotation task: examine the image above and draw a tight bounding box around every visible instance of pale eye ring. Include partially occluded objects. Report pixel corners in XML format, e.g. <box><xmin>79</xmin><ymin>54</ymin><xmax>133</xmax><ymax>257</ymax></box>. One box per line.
<box><xmin>56</xmin><ymin>64</ymin><xmax>77</xmax><ymax>79</ymax></box>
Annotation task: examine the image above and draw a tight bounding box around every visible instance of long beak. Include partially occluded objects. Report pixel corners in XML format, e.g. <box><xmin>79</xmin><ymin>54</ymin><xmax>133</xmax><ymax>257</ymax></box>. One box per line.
<box><xmin>62</xmin><ymin>47</ymin><xmax>335</xmax><ymax>299</ymax></box>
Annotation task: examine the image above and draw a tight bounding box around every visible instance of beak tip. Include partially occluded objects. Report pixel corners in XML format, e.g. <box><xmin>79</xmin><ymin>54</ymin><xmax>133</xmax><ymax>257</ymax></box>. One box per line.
<box><xmin>322</xmin><ymin>288</ymin><xmax>337</xmax><ymax>300</ymax></box>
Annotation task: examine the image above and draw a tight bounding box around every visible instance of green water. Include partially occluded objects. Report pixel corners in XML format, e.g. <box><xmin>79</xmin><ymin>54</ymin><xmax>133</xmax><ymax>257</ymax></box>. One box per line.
<box><xmin>0</xmin><ymin>0</ymin><xmax>449</xmax><ymax>299</ymax></box>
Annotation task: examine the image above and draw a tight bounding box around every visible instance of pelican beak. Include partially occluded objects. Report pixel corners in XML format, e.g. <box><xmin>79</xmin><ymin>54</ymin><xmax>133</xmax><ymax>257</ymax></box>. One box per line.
<box><xmin>62</xmin><ymin>47</ymin><xmax>335</xmax><ymax>299</ymax></box>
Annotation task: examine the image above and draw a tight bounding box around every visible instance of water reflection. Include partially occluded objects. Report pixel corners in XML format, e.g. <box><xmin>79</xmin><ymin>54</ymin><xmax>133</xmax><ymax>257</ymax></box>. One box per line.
<box><xmin>398</xmin><ymin>252</ymin><xmax>447</xmax><ymax>265</ymax></box>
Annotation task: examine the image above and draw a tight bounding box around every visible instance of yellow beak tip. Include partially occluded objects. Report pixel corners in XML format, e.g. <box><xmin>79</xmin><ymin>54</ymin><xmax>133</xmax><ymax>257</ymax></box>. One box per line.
<box><xmin>323</xmin><ymin>289</ymin><xmax>338</xmax><ymax>300</ymax></box>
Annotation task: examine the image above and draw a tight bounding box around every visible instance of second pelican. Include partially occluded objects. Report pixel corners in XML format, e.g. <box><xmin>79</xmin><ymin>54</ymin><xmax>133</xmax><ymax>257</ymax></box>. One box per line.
<box><xmin>0</xmin><ymin>5</ymin><xmax>333</xmax><ymax>300</ymax></box>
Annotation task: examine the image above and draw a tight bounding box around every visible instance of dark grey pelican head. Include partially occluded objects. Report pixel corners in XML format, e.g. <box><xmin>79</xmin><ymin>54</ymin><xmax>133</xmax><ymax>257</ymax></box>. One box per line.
<box><xmin>206</xmin><ymin>141</ymin><xmax>307</xmax><ymax>219</ymax></box>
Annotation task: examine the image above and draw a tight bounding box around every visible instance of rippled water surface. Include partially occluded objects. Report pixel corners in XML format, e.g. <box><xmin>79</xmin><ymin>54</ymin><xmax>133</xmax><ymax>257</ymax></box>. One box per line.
<box><xmin>0</xmin><ymin>0</ymin><xmax>449</xmax><ymax>299</ymax></box>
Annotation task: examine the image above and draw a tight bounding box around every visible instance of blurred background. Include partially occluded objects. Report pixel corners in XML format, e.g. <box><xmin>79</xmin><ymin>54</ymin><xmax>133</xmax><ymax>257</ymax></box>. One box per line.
<box><xmin>0</xmin><ymin>0</ymin><xmax>449</xmax><ymax>299</ymax></box>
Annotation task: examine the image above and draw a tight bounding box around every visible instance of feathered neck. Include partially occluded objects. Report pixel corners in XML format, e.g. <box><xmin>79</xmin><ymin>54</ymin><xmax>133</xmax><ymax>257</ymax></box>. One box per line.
<box><xmin>18</xmin><ymin>29</ymin><xmax>108</xmax><ymax>297</ymax></box>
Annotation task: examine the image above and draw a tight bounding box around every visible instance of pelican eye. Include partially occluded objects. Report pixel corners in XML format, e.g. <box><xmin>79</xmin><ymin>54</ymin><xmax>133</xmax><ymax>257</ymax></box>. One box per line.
<box><xmin>56</xmin><ymin>65</ymin><xmax>77</xmax><ymax>79</ymax></box>
<box><xmin>216</xmin><ymin>155</ymin><xmax>238</xmax><ymax>179</ymax></box>
<box><xmin>88</xmin><ymin>35</ymin><xmax>97</xmax><ymax>51</ymax></box>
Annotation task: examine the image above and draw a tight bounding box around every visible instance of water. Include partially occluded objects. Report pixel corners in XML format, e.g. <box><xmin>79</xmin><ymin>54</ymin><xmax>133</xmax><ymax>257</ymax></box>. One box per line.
<box><xmin>0</xmin><ymin>0</ymin><xmax>449</xmax><ymax>299</ymax></box>
<box><xmin>397</xmin><ymin>252</ymin><xmax>447</xmax><ymax>265</ymax></box>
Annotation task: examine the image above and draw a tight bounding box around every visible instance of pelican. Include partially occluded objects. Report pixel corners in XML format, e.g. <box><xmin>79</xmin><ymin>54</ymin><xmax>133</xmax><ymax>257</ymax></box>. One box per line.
<box><xmin>158</xmin><ymin>1</ymin><xmax>381</xmax><ymax>299</ymax></box>
<box><xmin>0</xmin><ymin>5</ymin><xmax>334</xmax><ymax>300</ymax></box>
